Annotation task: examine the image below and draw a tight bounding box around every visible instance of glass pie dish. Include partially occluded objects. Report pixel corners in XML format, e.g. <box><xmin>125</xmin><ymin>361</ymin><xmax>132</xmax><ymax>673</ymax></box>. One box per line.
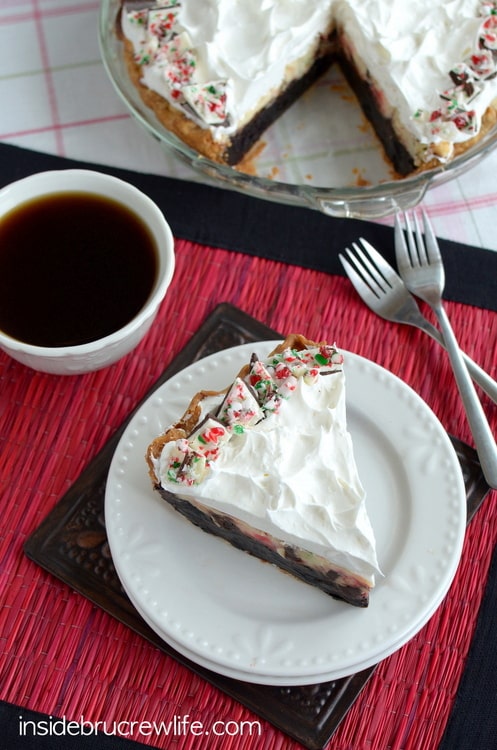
<box><xmin>99</xmin><ymin>0</ymin><xmax>497</xmax><ymax>220</ymax></box>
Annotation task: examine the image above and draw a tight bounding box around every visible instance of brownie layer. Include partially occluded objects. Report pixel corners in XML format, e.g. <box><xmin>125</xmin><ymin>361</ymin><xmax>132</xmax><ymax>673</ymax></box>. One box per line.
<box><xmin>229</xmin><ymin>44</ymin><xmax>417</xmax><ymax>174</ymax></box>
<box><xmin>156</xmin><ymin>484</ymin><xmax>370</xmax><ymax>608</ymax></box>
<box><xmin>337</xmin><ymin>51</ymin><xmax>416</xmax><ymax>176</ymax></box>
<box><xmin>225</xmin><ymin>49</ymin><xmax>336</xmax><ymax>166</ymax></box>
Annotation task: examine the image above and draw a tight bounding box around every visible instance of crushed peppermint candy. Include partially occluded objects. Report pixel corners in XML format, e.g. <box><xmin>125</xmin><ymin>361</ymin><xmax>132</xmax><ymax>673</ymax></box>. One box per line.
<box><xmin>217</xmin><ymin>378</ymin><xmax>264</xmax><ymax>428</ymax></box>
<box><xmin>125</xmin><ymin>1</ymin><xmax>229</xmax><ymax>127</ymax></box>
<box><xmin>182</xmin><ymin>81</ymin><xmax>229</xmax><ymax>125</ymax></box>
<box><xmin>148</xmin><ymin>31</ymin><xmax>197</xmax><ymax>91</ymax></box>
<box><xmin>417</xmin><ymin>0</ymin><xmax>497</xmax><ymax>140</ymax></box>
<box><xmin>163</xmin><ymin>344</ymin><xmax>344</xmax><ymax>486</ymax></box>
<box><xmin>147</xmin><ymin>7</ymin><xmax>181</xmax><ymax>43</ymax></box>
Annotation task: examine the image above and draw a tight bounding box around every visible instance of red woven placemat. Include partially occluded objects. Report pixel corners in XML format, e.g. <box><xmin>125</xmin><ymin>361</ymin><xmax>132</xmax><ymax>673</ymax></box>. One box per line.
<box><xmin>1</xmin><ymin>238</ymin><xmax>497</xmax><ymax>750</ymax></box>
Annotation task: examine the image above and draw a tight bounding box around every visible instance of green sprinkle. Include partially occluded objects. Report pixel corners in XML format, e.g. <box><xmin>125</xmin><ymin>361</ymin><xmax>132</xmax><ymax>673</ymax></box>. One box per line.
<box><xmin>315</xmin><ymin>353</ymin><xmax>328</xmax><ymax>366</ymax></box>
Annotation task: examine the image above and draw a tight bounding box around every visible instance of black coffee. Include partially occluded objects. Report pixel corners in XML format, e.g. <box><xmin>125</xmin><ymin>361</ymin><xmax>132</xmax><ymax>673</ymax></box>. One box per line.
<box><xmin>0</xmin><ymin>191</ymin><xmax>158</xmax><ymax>347</ymax></box>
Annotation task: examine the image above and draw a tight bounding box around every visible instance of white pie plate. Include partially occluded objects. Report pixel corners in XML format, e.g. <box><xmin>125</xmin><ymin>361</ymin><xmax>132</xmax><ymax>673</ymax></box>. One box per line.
<box><xmin>105</xmin><ymin>342</ymin><xmax>466</xmax><ymax>685</ymax></box>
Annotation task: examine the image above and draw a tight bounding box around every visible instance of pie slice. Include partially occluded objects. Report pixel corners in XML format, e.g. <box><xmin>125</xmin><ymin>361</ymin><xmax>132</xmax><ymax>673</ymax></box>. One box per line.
<box><xmin>146</xmin><ymin>335</ymin><xmax>381</xmax><ymax>607</ymax></box>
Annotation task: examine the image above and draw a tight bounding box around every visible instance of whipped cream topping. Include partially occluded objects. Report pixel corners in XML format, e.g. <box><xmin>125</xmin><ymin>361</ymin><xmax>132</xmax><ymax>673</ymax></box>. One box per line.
<box><xmin>121</xmin><ymin>0</ymin><xmax>333</xmax><ymax>139</ymax></box>
<box><xmin>336</xmin><ymin>0</ymin><xmax>497</xmax><ymax>160</ymax></box>
<box><xmin>121</xmin><ymin>0</ymin><xmax>497</xmax><ymax>163</ymax></box>
<box><xmin>152</xmin><ymin>344</ymin><xmax>381</xmax><ymax>585</ymax></box>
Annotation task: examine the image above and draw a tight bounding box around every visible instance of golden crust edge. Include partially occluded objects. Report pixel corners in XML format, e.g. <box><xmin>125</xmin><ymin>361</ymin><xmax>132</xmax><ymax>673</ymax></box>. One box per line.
<box><xmin>117</xmin><ymin>15</ymin><xmax>230</xmax><ymax>165</ymax></box>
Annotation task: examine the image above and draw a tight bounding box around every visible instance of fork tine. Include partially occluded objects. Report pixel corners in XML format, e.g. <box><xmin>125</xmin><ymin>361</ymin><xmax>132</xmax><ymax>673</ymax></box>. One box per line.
<box><xmin>405</xmin><ymin>210</ymin><xmax>423</xmax><ymax>265</ymax></box>
<box><xmin>351</xmin><ymin>241</ymin><xmax>391</xmax><ymax>293</ymax></box>
<box><xmin>394</xmin><ymin>212</ymin><xmax>412</xmax><ymax>271</ymax></box>
<box><xmin>396</xmin><ymin>210</ymin><xmax>429</xmax><ymax>268</ymax></box>
<box><xmin>340</xmin><ymin>243</ymin><xmax>390</xmax><ymax>298</ymax></box>
<box><xmin>355</xmin><ymin>237</ymin><xmax>400</xmax><ymax>287</ymax></box>
<box><xmin>341</xmin><ymin>239</ymin><xmax>399</xmax><ymax>296</ymax></box>
<box><xmin>421</xmin><ymin>209</ymin><xmax>442</xmax><ymax>265</ymax></box>
<box><xmin>339</xmin><ymin>251</ymin><xmax>382</xmax><ymax>300</ymax></box>
<box><xmin>412</xmin><ymin>210</ymin><xmax>431</xmax><ymax>264</ymax></box>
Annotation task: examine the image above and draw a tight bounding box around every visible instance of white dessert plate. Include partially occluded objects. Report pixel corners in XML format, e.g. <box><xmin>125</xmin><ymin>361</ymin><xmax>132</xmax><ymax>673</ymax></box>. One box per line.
<box><xmin>105</xmin><ymin>342</ymin><xmax>466</xmax><ymax>685</ymax></box>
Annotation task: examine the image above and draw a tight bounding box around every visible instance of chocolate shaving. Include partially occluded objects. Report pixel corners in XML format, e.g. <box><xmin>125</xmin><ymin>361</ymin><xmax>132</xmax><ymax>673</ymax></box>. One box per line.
<box><xmin>451</xmin><ymin>79</ymin><xmax>475</xmax><ymax>99</ymax></box>
<box><xmin>246</xmin><ymin>380</ymin><xmax>261</xmax><ymax>402</ymax></box>
<box><xmin>123</xmin><ymin>0</ymin><xmax>151</xmax><ymax>11</ymax></box>
<box><xmin>215</xmin><ymin>385</ymin><xmax>233</xmax><ymax>421</ymax></box>
<box><xmin>249</xmin><ymin>352</ymin><xmax>259</xmax><ymax>367</ymax></box>
<box><xmin>177</xmin><ymin>452</ymin><xmax>195</xmax><ymax>479</ymax></box>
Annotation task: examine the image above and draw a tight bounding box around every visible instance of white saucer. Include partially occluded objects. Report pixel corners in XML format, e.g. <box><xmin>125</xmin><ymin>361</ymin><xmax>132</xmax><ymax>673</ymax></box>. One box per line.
<box><xmin>105</xmin><ymin>342</ymin><xmax>466</xmax><ymax>685</ymax></box>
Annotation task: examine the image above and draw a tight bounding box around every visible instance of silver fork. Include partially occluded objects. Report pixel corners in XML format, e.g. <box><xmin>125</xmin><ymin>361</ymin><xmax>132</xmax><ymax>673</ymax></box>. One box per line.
<box><xmin>339</xmin><ymin>239</ymin><xmax>497</xmax><ymax>404</ymax></box>
<box><xmin>395</xmin><ymin>210</ymin><xmax>497</xmax><ymax>489</ymax></box>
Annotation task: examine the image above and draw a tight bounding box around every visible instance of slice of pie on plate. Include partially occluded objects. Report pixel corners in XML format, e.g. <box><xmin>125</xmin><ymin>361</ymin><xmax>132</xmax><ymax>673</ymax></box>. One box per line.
<box><xmin>146</xmin><ymin>334</ymin><xmax>382</xmax><ymax>607</ymax></box>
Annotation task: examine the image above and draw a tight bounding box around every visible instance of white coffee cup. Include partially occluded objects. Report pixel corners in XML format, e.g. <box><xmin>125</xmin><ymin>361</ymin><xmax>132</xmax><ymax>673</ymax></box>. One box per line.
<box><xmin>0</xmin><ymin>169</ymin><xmax>175</xmax><ymax>374</ymax></box>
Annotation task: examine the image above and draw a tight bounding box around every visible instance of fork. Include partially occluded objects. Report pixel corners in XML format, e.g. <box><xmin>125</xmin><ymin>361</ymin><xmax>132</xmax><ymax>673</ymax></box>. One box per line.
<box><xmin>339</xmin><ymin>239</ymin><xmax>497</xmax><ymax>405</ymax></box>
<box><xmin>395</xmin><ymin>210</ymin><xmax>497</xmax><ymax>489</ymax></box>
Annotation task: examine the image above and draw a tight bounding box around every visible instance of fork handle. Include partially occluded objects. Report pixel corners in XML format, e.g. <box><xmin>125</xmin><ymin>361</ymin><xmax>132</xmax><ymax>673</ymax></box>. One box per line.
<box><xmin>426</xmin><ymin>326</ymin><xmax>497</xmax><ymax>404</ymax></box>
<box><xmin>460</xmin><ymin>351</ymin><xmax>497</xmax><ymax>405</ymax></box>
<box><xmin>434</xmin><ymin>303</ymin><xmax>497</xmax><ymax>489</ymax></box>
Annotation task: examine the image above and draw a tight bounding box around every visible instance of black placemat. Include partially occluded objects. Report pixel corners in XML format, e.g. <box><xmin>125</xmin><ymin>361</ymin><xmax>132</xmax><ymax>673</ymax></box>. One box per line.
<box><xmin>1</xmin><ymin>143</ymin><xmax>497</xmax><ymax>312</ymax></box>
<box><xmin>24</xmin><ymin>304</ymin><xmax>491</xmax><ymax>750</ymax></box>
<box><xmin>439</xmin><ymin>535</ymin><xmax>497</xmax><ymax>750</ymax></box>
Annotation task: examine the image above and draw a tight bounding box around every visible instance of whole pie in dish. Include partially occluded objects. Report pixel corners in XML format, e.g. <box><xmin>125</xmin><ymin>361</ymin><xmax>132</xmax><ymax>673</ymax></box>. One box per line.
<box><xmin>118</xmin><ymin>0</ymin><xmax>497</xmax><ymax>174</ymax></box>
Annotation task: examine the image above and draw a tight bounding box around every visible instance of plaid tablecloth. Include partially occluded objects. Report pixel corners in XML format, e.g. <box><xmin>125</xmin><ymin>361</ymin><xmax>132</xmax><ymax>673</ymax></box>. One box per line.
<box><xmin>2</xmin><ymin>0</ymin><xmax>497</xmax><ymax>251</ymax></box>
